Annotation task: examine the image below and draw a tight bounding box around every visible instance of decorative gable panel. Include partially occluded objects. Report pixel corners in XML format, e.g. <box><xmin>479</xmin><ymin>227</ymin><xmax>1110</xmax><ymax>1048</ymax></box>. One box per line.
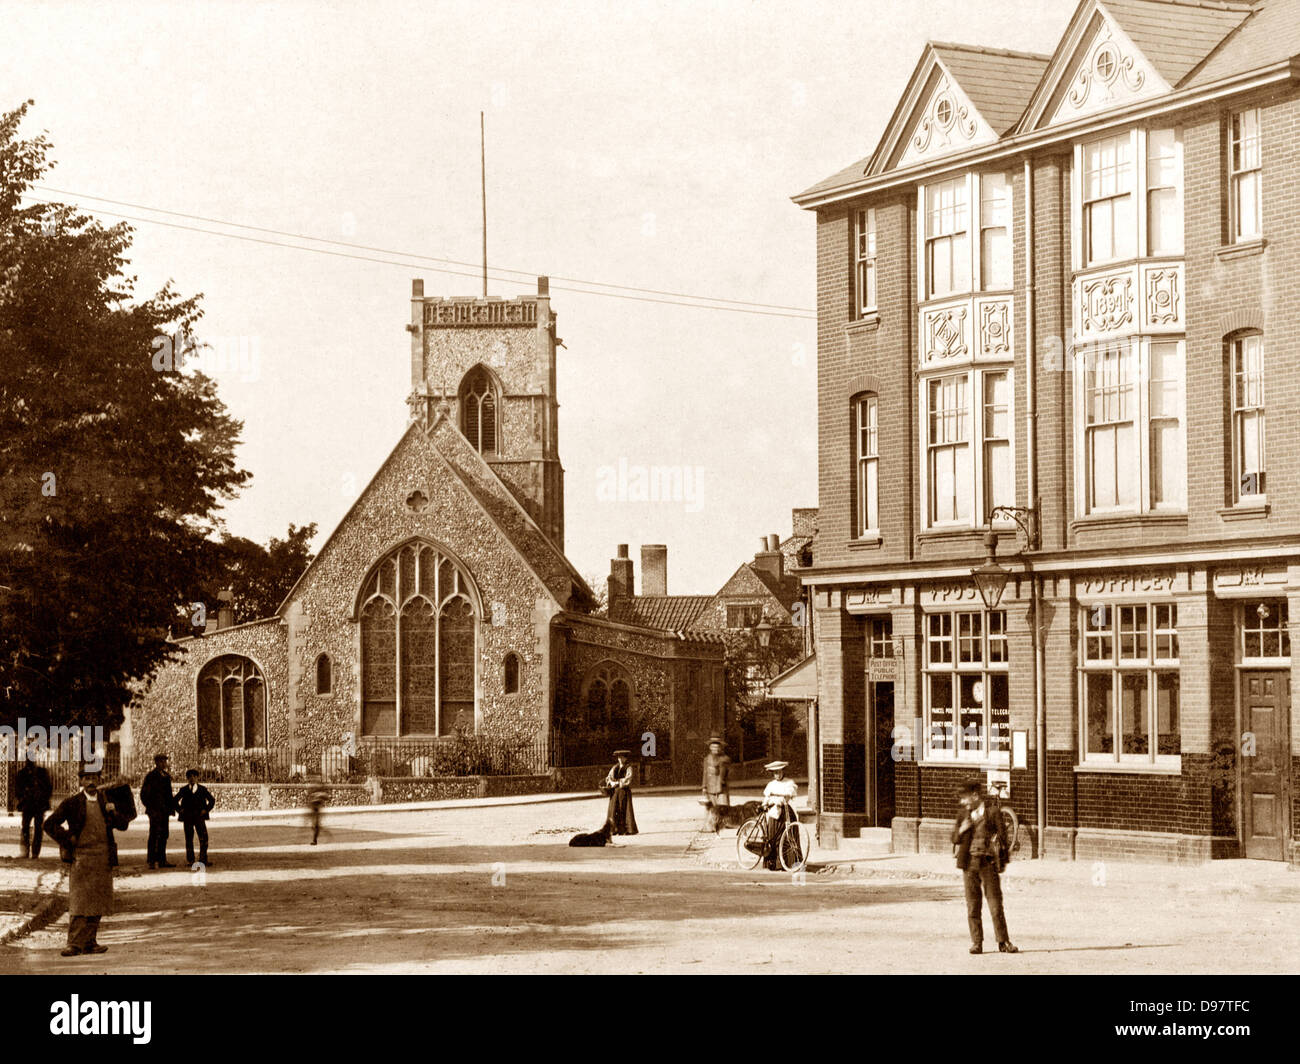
<box><xmin>895</xmin><ymin>65</ymin><xmax>998</xmax><ymax>170</ymax></box>
<box><xmin>1041</xmin><ymin>7</ymin><xmax>1169</xmax><ymax>128</ymax></box>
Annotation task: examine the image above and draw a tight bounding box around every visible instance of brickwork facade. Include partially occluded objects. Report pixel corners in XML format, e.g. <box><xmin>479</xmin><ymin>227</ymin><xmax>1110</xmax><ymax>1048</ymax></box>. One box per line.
<box><xmin>796</xmin><ymin>2</ymin><xmax>1300</xmax><ymax>863</ymax></box>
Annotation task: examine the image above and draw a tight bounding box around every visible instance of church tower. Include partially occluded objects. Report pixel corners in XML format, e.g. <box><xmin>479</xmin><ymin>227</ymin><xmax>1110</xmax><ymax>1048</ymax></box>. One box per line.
<box><xmin>406</xmin><ymin>276</ymin><xmax>565</xmax><ymax>549</ymax></box>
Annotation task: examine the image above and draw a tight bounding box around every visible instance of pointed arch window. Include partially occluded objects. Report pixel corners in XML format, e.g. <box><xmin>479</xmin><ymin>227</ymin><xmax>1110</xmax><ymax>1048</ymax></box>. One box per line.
<box><xmin>359</xmin><ymin>542</ymin><xmax>479</xmax><ymax>736</ymax></box>
<box><xmin>503</xmin><ymin>653</ymin><xmax>521</xmax><ymax>694</ymax></box>
<box><xmin>581</xmin><ymin>663</ymin><xmax>634</xmax><ymax>733</ymax></box>
<box><xmin>315</xmin><ymin>653</ymin><xmax>332</xmax><ymax>695</ymax></box>
<box><xmin>460</xmin><ymin>367</ymin><xmax>499</xmax><ymax>454</ymax></box>
<box><xmin>197</xmin><ymin>656</ymin><xmax>267</xmax><ymax>750</ymax></box>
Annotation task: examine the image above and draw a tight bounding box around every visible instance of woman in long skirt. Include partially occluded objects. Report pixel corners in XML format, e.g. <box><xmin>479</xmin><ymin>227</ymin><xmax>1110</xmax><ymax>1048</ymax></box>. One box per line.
<box><xmin>604</xmin><ymin>750</ymin><xmax>638</xmax><ymax>836</ymax></box>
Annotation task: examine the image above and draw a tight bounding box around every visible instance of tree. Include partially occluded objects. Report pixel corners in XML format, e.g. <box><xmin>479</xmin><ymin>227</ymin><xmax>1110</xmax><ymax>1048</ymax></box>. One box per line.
<box><xmin>0</xmin><ymin>101</ymin><xmax>251</xmax><ymax>731</ymax></box>
<box><xmin>193</xmin><ymin>523</ymin><xmax>317</xmax><ymax>626</ymax></box>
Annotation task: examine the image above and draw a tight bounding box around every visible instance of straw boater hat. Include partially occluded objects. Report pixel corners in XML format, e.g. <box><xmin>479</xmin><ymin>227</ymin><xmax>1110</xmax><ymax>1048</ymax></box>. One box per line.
<box><xmin>764</xmin><ymin>760</ymin><xmax>789</xmax><ymax>772</ymax></box>
<box><xmin>613</xmin><ymin>749</ymin><xmax>632</xmax><ymax>758</ymax></box>
<box><xmin>707</xmin><ymin>736</ymin><xmax>725</xmax><ymax>747</ymax></box>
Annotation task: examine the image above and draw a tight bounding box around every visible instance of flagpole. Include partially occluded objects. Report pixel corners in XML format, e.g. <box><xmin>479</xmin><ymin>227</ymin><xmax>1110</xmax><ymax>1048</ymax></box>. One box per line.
<box><xmin>480</xmin><ymin>111</ymin><xmax>487</xmax><ymax>298</ymax></box>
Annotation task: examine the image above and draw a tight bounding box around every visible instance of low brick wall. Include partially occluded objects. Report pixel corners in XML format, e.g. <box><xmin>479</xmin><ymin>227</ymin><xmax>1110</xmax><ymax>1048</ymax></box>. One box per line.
<box><xmin>205</xmin><ymin>783</ymin><xmax>371</xmax><ymax>812</ymax></box>
<box><xmin>550</xmin><ymin>761</ymin><xmax>676</xmax><ymax>793</ymax></box>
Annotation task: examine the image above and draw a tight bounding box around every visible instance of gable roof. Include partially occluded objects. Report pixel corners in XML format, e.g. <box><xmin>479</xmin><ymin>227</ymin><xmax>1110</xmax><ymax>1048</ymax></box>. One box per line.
<box><xmin>625</xmin><ymin>594</ymin><xmax>714</xmax><ymax>632</ymax></box>
<box><xmin>793</xmin><ymin>0</ymin><xmax>1286</xmax><ymax>209</ymax></box>
<box><xmin>797</xmin><ymin>42</ymin><xmax>1049</xmax><ymax>200</ymax></box>
<box><xmin>275</xmin><ymin>411</ymin><xmax>596</xmax><ymax>617</ymax></box>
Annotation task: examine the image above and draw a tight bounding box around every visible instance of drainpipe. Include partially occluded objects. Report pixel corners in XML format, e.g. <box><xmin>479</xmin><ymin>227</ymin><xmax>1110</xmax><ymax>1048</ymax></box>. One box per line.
<box><xmin>1024</xmin><ymin>157</ymin><xmax>1046</xmax><ymax>858</ymax></box>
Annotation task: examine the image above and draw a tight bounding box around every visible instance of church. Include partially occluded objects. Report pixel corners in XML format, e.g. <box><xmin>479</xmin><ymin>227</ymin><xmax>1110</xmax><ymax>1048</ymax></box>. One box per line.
<box><xmin>122</xmin><ymin>278</ymin><xmax>725</xmax><ymax>783</ymax></box>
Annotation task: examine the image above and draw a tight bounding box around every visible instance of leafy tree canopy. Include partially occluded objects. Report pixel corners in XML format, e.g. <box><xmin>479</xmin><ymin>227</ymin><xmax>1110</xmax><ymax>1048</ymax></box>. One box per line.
<box><xmin>0</xmin><ymin>101</ymin><xmax>251</xmax><ymax>730</ymax></box>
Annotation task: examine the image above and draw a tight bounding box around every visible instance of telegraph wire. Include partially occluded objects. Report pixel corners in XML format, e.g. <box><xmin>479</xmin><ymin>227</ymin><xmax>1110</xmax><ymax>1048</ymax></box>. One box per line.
<box><xmin>29</xmin><ymin>186</ymin><xmax>816</xmax><ymax>319</ymax></box>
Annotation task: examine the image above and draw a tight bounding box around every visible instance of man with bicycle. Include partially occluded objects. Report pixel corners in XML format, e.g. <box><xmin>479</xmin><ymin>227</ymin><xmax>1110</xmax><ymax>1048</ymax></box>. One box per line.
<box><xmin>952</xmin><ymin>781</ymin><xmax>1018</xmax><ymax>955</ymax></box>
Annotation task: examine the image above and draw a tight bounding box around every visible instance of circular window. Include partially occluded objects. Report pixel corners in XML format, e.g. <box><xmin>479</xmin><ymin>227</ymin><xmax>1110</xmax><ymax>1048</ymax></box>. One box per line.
<box><xmin>1095</xmin><ymin>47</ymin><xmax>1117</xmax><ymax>82</ymax></box>
<box><xmin>935</xmin><ymin>97</ymin><xmax>954</xmax><ymax>127</ymax></box>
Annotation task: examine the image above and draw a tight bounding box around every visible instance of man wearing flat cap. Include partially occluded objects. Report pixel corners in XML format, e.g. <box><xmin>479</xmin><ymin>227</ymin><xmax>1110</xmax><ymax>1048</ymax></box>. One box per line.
<box><xmin>44</xmin><ymin>766</ymin><xmax>132</xmax><ymax>956</ymax></box>
<box><xmin>702</xmin><ymin>737</ymin><xmax>732</xmax><ymax>832</ymax></box>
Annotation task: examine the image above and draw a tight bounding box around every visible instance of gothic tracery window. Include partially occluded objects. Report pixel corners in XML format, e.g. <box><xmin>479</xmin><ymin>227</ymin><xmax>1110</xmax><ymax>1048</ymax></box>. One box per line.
<box><xmin>460</xmin><ymin>366</ymin><xmax>498</xmax><ymax>454</ymax></box>
<box><xmin>581</xmin><ymin>663</ymin><xmax>633</xmax><ymax>733</ymax></box>
<box><xmin>359</xmin><ymin>542</ymin><xmax>478</xmax><ymax>736</ymax></box>
<box><xmin>197</xmin><ymin>656</ymin><xmax>267</xmax><ymax>750</ymax></box>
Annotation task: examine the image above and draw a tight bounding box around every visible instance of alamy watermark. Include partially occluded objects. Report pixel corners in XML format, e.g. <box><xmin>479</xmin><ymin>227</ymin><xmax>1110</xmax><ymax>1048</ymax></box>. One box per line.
<box><xmin>595</xmin><ymin>458</ymin><xmax>706</xmax><ymax>513</ymax></box>
<box><xmin>1</xmin><ymin>719</ymin><xmax>106</xmax><ymax>770</ymax></box>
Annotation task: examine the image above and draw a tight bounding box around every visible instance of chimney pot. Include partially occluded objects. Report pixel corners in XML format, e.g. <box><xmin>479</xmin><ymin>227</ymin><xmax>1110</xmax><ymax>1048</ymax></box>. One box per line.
<box><xmin>617</xmin><ymin>544</ymin><xmax>629</xmax><ymax>559</ymax></box>
<box><xmin>412</xmin><ymin>279</ymin><xmax>424</xmax><ymax>298</ymax></box>
<box><xmin>537</xmin><ymin>275</ymin><xmax>549</xmax><ymax>296</ymax></box>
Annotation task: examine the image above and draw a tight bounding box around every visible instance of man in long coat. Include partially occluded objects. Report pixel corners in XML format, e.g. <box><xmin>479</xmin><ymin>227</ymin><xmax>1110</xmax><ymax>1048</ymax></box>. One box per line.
<box><xmin>44</xmin><ymin>767</ymin><xmax>132</xmax><ymax>956</ymax></box>
<box><xmin>140</xmin><ymin>753</ymin><xmax>177</xmax><ymax>868</ymax></box>
<box><xmin>15</xmin><ymin>744</ymin><xmax>53</xmax><ymax>859</ymax></box>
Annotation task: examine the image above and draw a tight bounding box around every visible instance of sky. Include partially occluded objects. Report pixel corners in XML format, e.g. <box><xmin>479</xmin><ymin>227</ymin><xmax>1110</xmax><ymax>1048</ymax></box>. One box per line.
<box><xmin>5</xmin><ymin>0</ymin><xmax>1077</xmax><ymax>595</ymax></box>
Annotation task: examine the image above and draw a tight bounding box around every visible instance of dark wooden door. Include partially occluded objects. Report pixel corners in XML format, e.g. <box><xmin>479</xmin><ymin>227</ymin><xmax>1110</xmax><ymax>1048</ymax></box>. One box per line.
<box><xmin>1241</xmin><ymin>671</ymin><xmax>1290</xmax><ymax>861</ymax></box>
<box><xmin>869</xmin><ymin>682</ymin><xmax>895</xmax><ymax>827</ymax></box>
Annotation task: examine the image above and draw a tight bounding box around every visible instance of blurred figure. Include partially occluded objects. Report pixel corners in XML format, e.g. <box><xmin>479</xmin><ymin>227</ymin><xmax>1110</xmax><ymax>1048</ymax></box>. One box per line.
<box><xmin>44</xmin><ymin>766</ymin><xmax>131</xmax><ymax>956</ymax></box>
<box><xmin>702</xmin><ymin>737</ymin><xmax>731</xmax><ymax>832</ymax></box>
<box><xmin>307</xmin><ymin>780</ymin><xmax>329</xmax><ymax>845</ymax></box>
<box><xmin>15</xmin><ymin>742</ymin><xmax>52</xmax><ymax>859</ymax></box>
<box><xmin>140</xmin><ymin>753</ymin><xmax>177</xmax><ymax>868</ymax></box>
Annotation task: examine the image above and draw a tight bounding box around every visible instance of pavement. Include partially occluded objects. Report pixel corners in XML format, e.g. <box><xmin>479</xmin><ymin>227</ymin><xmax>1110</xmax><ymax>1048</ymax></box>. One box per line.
<box><xmin>0</xmin><ymin>790</ymin><xmax>1295</xmax><ymax>974</ymax></box>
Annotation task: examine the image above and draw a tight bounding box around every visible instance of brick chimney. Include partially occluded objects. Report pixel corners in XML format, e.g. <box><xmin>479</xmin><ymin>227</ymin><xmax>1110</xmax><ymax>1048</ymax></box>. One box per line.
<box><xmin>608</xmin><ymin>545</ymin><xmax>634</xmax><ymax>615</ymax></box>
<box><xmin>641</xmin><ymin>544</ymin><xmax>667</xmax><ymax>596</ymax></box>
<box><xmin>753</xmin><ymin>536</ymin><xmax>783</xmax><ymax>581</ymax></box>
<box><xmin>216</xmin><ymin>588</ymin><xmax>236</xmax><ymax>630</ymax></box>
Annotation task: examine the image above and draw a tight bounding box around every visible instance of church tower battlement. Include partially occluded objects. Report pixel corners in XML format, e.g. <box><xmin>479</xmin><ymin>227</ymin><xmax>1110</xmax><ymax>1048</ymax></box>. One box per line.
<box><xmin>406</xmin><ymin>276</ymin><xmax>564</xmax><ymax>550</ymax></box>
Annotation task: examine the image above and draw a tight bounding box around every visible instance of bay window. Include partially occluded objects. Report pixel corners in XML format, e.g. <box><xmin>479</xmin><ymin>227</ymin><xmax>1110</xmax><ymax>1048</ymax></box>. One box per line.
<box><xmin>979</xmin><ymin>173</ymin><xmax>1012</xmax><ymax>290</ymax></box>
<box><xmin>924</xmin><ymin>369</ymin><xmax>1015</xmax><ymax>528</ymax></box>
<box><xmin>1076</xmin><ymin>128</ymin><xmax>1182</xmax><ymax>266</ymax></box>
<box><xmin>1081</xmin><ymin>603</ymin><xmax>1180</xmax><ymax>765</ymax></box>
<box><xmin>925</xmin><ymin>609</ymin><xmax>1010</xmax><ymax>762</ymax></box>
<box><xmin>926</xmin><ymin>178</ymin><xmax>969</xmax><ymax>298</ymax></box>
<box><xmin>1078</xmin><ymin>339</ymin><xmax>1184</xmax><ymax>515</ymax></box>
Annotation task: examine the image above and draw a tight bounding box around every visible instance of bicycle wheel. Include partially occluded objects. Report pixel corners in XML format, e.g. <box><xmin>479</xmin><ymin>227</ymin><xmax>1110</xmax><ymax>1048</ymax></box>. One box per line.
<box><xmin>779</xmin><ymin>820</ymin><xmax>812</xmax><ymax>873</ymax></box>
<box><xmin>1000</xmin><ymin>808</ymin><xmax>1020</xmax><ymax>854</ymax></box>
<box><xmin>737</xmin><ymin>817</ymin><xmax>766</xmax><ymax>870</ymax></box>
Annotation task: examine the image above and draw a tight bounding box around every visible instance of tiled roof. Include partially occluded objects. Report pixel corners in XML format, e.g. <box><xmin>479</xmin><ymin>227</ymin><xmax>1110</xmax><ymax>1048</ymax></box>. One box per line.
<box><xmin>1102</xmin><ymin>0</ymin><xmax>1252</xmax><ymax>87</ymax></box>
<box><xmin>749</xmin><ymin>566</ymin><xmax>803</xmax><ymax>612</ymax></box>
<box><xmin>627</xmin><ymin>594</ymin><xmax>713</xmax><ymax>632</ymax></box>
<box><xmin>1182</xmin><ymin>0</ymin><xmax>1300</xmax><ymax>85</ymax></box>
<box><xmin>929</xmin><ymin>43</ymin><xmax>1051</xmax><ymax>134</ymax></box>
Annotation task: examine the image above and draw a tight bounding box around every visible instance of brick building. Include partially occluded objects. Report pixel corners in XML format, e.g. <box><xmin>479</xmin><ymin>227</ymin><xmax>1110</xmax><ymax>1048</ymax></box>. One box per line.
<box><xmin>793</xmin><ymin>0</ymin><xmax>1300</xmax><ymax>863</ymax></box>
<box><xmin>123</xmin><ymin>279</ymin><xmax>723</xmax><ymax>782</ymax></box>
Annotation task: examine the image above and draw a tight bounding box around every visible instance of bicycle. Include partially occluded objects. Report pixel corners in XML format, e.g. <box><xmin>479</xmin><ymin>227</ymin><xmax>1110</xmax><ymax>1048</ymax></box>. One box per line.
<box><xmin>988</xmin><ymin>779</ymin><xmax>1021</xmax><ymax>856</ymax></box>
<box><xmin>736</xmin><ymin>803</ymin><xmax>813</xmax><ymax>873</ymax></box>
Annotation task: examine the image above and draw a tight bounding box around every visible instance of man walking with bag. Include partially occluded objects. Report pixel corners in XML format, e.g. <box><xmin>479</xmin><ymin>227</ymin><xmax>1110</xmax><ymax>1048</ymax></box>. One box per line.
<box><xmin>952</xmin><ymin>781</ymin><xmax>1018</xmax><ymax>955</ymax></box>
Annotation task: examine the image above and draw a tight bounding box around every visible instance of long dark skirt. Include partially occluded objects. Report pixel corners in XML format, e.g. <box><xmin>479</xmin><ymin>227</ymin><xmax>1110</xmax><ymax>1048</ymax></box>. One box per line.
<box><xmin>607</xmin><ymin>787</ymin><xmax>638</xmax><ymax>835</ymax></box>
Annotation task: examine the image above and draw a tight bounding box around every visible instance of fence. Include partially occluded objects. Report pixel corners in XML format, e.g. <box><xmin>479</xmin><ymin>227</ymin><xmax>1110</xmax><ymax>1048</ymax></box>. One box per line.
<box><xmin>551</xmin><ymin>734</ymin><xmax>672</xmax><ymax>769</ymax></box>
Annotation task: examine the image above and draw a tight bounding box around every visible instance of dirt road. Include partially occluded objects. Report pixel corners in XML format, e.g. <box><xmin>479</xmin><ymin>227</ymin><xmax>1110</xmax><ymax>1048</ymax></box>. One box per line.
<box><xmin>2</xmin><ymin>794</ymin><xmax>1296</xmax><ymax>974</ymax></box>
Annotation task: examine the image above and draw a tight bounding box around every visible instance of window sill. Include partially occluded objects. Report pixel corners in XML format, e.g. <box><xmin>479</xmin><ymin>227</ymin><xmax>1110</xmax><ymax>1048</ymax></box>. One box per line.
<box><xmin>844</xmin><ymin>313</ymin><xmax>881</xmax><ymax>335</ymax></box>
<box><xmin>920</xmin><ymin>757</ymin><xmax>1012</xmax><ymax>771</ymax></box>
<box><xmin>917</xmin><ymin>526</ymin><xmax>985</xmax><ymax>542</ymax></box>
<box><xmin>1071</xmin><ymin>512</ymin><xmax>1188</xmax><ymax>534</ymax></box>
<box><xmin>1216</xmin><ymin>238</ymin><xmax>1266</xmax><ymax>262</ymax></box>
<box><xmin>847</xmin><ymin>535</ymin><xmax>883</xmax><ymax>551</ymax></box>
<box><xmin>1074</xmin><ymin>761</ymin><xmax>1182</xmax><ymax>775</ymax></box>
<box><xmin>1217</xmin><ymin>499</ymin><xmax>1269</xmax><ymax>521</ymax></box>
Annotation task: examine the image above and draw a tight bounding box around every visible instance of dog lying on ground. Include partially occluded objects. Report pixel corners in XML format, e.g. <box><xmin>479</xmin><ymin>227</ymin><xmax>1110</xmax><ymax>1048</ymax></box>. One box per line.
<box><xmin>706</xmin><ymin>800</ymin><xmax>765</xmax><ymax>831</ymax></box>
<box><xmin>568</xmin><ymin>821</ymin><xmax>614</xmax><ymax>847</ymax></box>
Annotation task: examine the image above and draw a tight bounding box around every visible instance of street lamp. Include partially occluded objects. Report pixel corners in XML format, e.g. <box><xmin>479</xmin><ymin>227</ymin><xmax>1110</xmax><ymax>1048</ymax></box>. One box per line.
<box><xmin>971</xmin><ymin>530</ymin><xmax>1011</xmax><ymax>611</ymax></box>
<box><xmin>755</xmin><ymin>620</ymin><xmax>774</xmax><ymax>648</ymax></box>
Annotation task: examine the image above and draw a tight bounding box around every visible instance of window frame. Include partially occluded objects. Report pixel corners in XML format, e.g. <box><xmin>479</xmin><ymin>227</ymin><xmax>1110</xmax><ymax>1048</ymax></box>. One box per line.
<box><xmin>196</xmin><ymin>655</ymin><xmax>268</xmax><ymax>751</ymax></box>
<box><xmin>920</xmin><ymin>367</ymin><xmax>1016</xmax><ymax>530</ymax></box>
<box><xmin>1072</xmin><ymin>127</ymin><xmax>1183</xmax><ymax>270</ymax></box>
<box><xmin>1074</xmin><ymin>337</ymin><xmax>1185</xmax><ymax>517</ymax></box>
<box><xmin>854</xmin><ymin>208</ymin><xmax>878</xmax><ymax>316</ymax></box>
<box><xmin>1078</xmin><ymin>602</ymin><xmax>1182</xmax><ymax>767</ymax></box>
<box><xmin>1239</xmin><ymin>599</ymin><xmax>1291</xmax><ymax>664</ymax></box>
<box><xmin>1229</xmin><ymin>108</ymin><xmax>1262</xmax><ymax>243</ymax></box>
<box><xmin>1229</xmin><ymin>332</ymin><xmax>1266</xmax><ymax>503</ymax></box>
<box><xmin>919</xmin><ymin>172</ymin><xmax>1014</xmax><ymax>300</ymax></box>
<box><xmin>922</xmin><ymin>608</ymin><xmax>1011</xmax><ymax>764</ymax></box>
<box><xmin>855</xmin><ymin>393</ymin><xmax>879</xmax><ymax>537</ymax></box>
